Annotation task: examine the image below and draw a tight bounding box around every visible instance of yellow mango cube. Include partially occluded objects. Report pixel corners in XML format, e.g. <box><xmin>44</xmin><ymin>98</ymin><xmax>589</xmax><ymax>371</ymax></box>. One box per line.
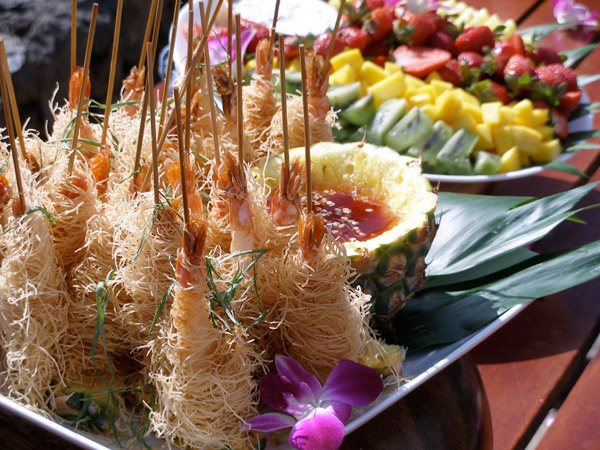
<box><xmin>435</xmin><ymin>91</ymin><xmax>462</xmax><ymax>122</ymax></box>
<box><xmin>404</xmin><ymin>74</ymin><xmax>426</xmax><ymax>91</ymax></box>
<box><xmin>538</xmin><ymin>125</ymin><xmax>556</xmax><ymax>140</ymax></box>
<box><xmin>329</xmin><ymin>64</ymin><xmax>357</xmax><ymax>85</ymax></box>
<box><xmin>513</xmin><ymin>99</ymin><xmax>534</xmax><ymax>117</ymax></box>
<box><xmin>454</xmin><ymin>89</ymin><xmax>480</xmax><ymax>106</ymax></box>
<box><xmin>530</xmin><ymin>139</ymin><xmax>563</xmax><ymax>163</ymax></box>
<box><xmin>481</xmin><ymin>102</ymin><xmax>502</xmax><ymax>126</ymax></box>
<box><xmin>499</xmin><ymin>106</ymin><xmax>517</xmax><ymax>125</ymax></box>
<box><xmin>384</xmin><ymin>61</ymin><xmax>402</xmax><ymax>75</ymax></box>
<box><xmin>367</xmin><ymin>72</ymin><xmax>406</xmax><ymax>107</ymax></box>
<box><xmin>409</xmin><ymin>92</ymin><xmax>434</xmax><ymax>107</ymax></box>
<box><xmin>531</xmin><ymin>108</ymin><xmax>550</xmax><ymax>127</ymax></box>
<box><xmin>425</xmin><ymin>71</ymin><xmax>443</xmax><ymax>83</ymax></box>
<box><xmin>431</xmin><ymin>79</ymin><xmax>454</xmax><ymax>98</ymax></box>
<box><xmin>493</xmin><ymin>126</ymin><xmax>514</xmax><ymax>155</ymax></box>
<box><xmin>330</xmin><ymin>48</ymin><xmax>364</xmax><ymax>73</ymax></box>
<box><xmin>287</xmin><ymin>57</ymin><xmax>301</xmax><ymax>72</ymax></box>
<box><xmin>462</xmin><ymin>102</ymin><xmax>483</xmax><ymax>123</ymax></box>
<box><xmin>421</xmin><ymin>104</ymin><xmax>440</xmax><ymax>120</ymax></box>
<box><xmin>360</xmin><ymin>60</ymin><xmax>388</xmax><ymax>85</ymax></box>
<box><xmin>511</xmin><ymin>125</ymin><xmax>542</xmax><ymax>155</ymax></box>
<box><xmin>499</xmin><ymin>146</ymin><xmax>521</xmax><ymax>173</ymax></box>
<box><xmin>245</xmin><ymin>58</ymin><xmax>257</xmax><ymax>72</ymax></box>
<box><xmin>452</xmin><ymin>113</ymin><xmax>478</xmax><ymax>133</ymax></box>
<box><xmin>475</xmin><ymin>123</ymin><xmax>494</xmax><ymax>150</ymax></box>
<box><xmin>519</xmin><ymin>152</ymin><xmax>531</xmax><ymax>167</ymax></box>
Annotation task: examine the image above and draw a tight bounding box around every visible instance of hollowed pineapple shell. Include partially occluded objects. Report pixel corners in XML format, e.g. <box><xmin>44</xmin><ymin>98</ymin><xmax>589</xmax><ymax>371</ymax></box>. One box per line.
<box><xmin>258</xmin><ymin>142</ymin><xmax>438</xmax><ymax>328</ymax></box>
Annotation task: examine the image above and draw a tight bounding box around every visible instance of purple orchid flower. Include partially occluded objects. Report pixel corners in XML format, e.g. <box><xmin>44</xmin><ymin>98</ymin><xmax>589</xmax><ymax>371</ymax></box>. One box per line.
<box><xmin>207</xmin><ymin>28</ymin><xmax>255</xmax><ymax>67</ymax></box>
<box><xmin>246</xmin><ymin>355</ymin><xmax>384</xmax><ymax>450</ymax></box>
<box><xmin>551</xmin><ymin>0</ymin><xmax>599</xmax><ymax>28</ymax></box>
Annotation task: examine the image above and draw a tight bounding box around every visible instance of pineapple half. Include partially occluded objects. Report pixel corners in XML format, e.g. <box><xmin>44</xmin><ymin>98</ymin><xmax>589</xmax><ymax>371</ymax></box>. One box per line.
<box><xmin>258</xmin><ymin>142</ymin><xmax>438</xmax><ymax>327</ymax></box>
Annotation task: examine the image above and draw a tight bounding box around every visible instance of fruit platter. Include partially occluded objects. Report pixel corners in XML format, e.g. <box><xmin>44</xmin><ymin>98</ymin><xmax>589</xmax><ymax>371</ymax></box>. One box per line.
<box><xmin>0</xmin><ymin>0</ymin><xmax>600</xmax><ymax>449</ymax></box>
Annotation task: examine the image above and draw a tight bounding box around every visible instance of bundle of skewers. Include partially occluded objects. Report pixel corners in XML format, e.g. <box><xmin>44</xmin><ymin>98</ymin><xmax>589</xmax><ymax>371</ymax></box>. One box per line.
<box><xmin>0</xmin><ymin>1</ymin><xmax>407</xmax><ymax>448</ymax></box>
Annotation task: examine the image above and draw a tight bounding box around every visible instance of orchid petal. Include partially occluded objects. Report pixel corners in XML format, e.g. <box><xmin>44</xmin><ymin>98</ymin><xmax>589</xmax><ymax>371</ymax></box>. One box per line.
<box><xmin>246</xmin><ymin>412</ymin><xmax>296</xmax><ymax>432</ymax></box>
<box><xmin>207</xmin><ymin>28</ymin><xmax>255</xmax><ymax>67</ymax></box>
<box><xmin>275</xmin><ymin>355</ymin><xmax>322</xmax><ymax>398</ymax></box>
<box><xmin>322</xmin><ymin>400</ymin><xmax>353</xmax><ymax>424</ymax></box>
<box><xmin>321</xmin><ymin>360</ymin><xmax>383</xmax><ymax>407</ymax></box>
<box><xmin>260</xmin><ymin>373</ymin><xmax>298</xmax><ymax>411</ymax></box>
<box><xmin>281</xmin><ymin>382</ymin><xmax>318</xmax><ymax>419</ymax></box>
<box><xmin>289</xmin><ymin>407</ymin><xmax>345</xmax><ymax>450</ymax></box>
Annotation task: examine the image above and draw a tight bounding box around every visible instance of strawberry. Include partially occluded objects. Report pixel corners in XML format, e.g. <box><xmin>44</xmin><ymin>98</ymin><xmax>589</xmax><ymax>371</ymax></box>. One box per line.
<box><xmin>312</xmin><ymin>32</ymin><xmax>345</xmax><ymax>58</ymax></box>
<box><xmin>372</xmin><ymin>54</ymin><xmax>389</xmax><ymax>67</ymax></box>
<box><xmin>551</xmin><ymin>109</ymin><xmax>569</xmax><ymax>140</ymax></box>
<box><xmin>363</xmin><ymin>42</ymin><xmax>392</xmax><ymax>57</ymax></box>
<box><xmin>455</xmin><ymin>26</ymin><xmax>495</xmax><ymax>54</ymax></box>
<box><xmin>489</xmin><ymin>81</ymin><xmax>511</xmax><ymax>104</ymax></box>
<box><xmin>435</xmin><ymin>16</ymin><xmax>458</xmax><ymax>37</ymax></box>
<box><xmin>492</xmin><ymin>41</ymin><xmax>520</xmax><ymax>76</ymax></box>
<box><xmin>337</xmin><ymin>27</ymin><xmax>369</xmax><ymax>52</ymax></box>
<box><xmin>533</xmin><ymin>100</ymin><xmax>550</xmax><ymax>110</ymax></box>
<box><xmin>458</xmin><ymin>51</ymin><xmax>484</xmax><ymax>69</ymax></box>
<box><xmin>535</xmin><ymin>64</ymin><xmax>578</xmax><ymax>92</ymax></box>
<box><xmin>239</xmin><ymin>18</ymin><xmax>270</xmax><ymax>53</ymax></box>
<box><xmin>393</xmin><ymin>45</ymin><xmax>452</xmax><ymax>78</ymax></box>
<box><xmin>439</xmin><ymin>59</ymin><xmax>462</xmax><ymax>86</ymax></box>
<box><xmin>426</xmin><ymin>30</ymin><xmax>457</xmax><ymax>55</ymax></box>
<box><xmin>364</xmin><ymin>7</ymin><xmax>394</xmax><ymax>44</ymax></box>
<box><xmin>506</xmin><ymin>34</ymin><xmax>526</xmax><ymax>56</ymax></box>
<box><xmin>279</xmin><ymin>36</ymin><xmax>299</xmax><ymax>60</ymax></box>
<box><xmin>396</xmin><ymin>10</ymin><xmax>436</xmax><ymax>45</ymax></box>
<box><xmin>557</xmin><ymin>90</ymin><xmax>583</xmax><ymax>116</ymax></box>
<box><xmin>529</xmin><ymin>46</ymin><xmax>563</xmax><ymax>66</ymax></box>
<box><xmin>364</xmin><ymin>0</ymin><xmax>385</xmax><ymax>10</ymax></box>
<box><xmin>503</xmin><ymin>54</ymin><xmax>536</xmax><ymax>79</ymax></box>
<box><xmin>455</xmin><ymin>27</ymin><xmax>494</xmax><ymax>54</ymax></box>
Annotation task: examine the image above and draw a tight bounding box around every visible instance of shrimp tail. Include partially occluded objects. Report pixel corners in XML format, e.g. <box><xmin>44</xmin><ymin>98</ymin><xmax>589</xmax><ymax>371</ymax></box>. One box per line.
<box><xmin>299</xmin><ymin>211</ymin><xmax>325</xmax><ymax>261</ymax></box>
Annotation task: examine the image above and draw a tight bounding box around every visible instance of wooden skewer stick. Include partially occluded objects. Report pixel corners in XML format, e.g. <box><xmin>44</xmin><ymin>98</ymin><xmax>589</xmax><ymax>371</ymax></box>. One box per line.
<box><xmin>146</xmin><ymin>42</ymin><xmax>160</xmax><ymax>205</ymax></box>
<box><xmin>324</xmin><ymin>0</ymin><xmax>346</xmax><ymax>71</ymax></box>
<box><xmin>0</xmin><ymin>59</ymin><xmax>25</xmax><ymax>214</ymax></box>
<box><xmin>71</xmin><ymin>0</ymin><xmax>77</xmax><ymax>76</ymax></box>
<box><xmin>185</xmin><ymin>0</ymin><xmax>194</xmax><ymax>154</ymax></box>
<box><xmin>150</xmin><ymin>0</ymin><xmax>165</xmax><ymax>65</ymax></box>
<box><xmin>68</xmin><ymin>3</ymin><xmax>98</xmax><ymax>175</ymax></box>
<box><xmin>173</xmin><ymin>87</ymin><xmax>190</xmax><ymax>228</ymax></box>
<box><xmin>0</xmin><ymin>41</ymin><xmax>29</xmax><ymax>167</ymax></box>
<box><xmin>100</xmin><ymin>0</ymin><xmax>124</xmax><ymax>147</ymax></box>
<box><xmin>138</xmin><ymin>0</ymin><xmax>160</xmax><ymax>71</ymax></box>
<box><xmin>278</xmin><ymin>34</ymin><xmax>290</xmax><ymax>188</ymax></box>
<box><xmin>159</xmin><ymin>0</ymin><xmax>182</xmax><ymax>132</ymax></box>
<box><xmin>132</xmin><ymin>78</ymin><xmax>149</xmax><ymax>190</ymax></box>
<box><xmin>227</xmin><ymin>0</ymin><xmax>233</xmax><ymax>79</ymax></box>
<box><xmin>267</xmin><ymin>0</ymin><xmax>281</xmax><ymax>61</ymax></box>
<box><xmin>200</xmin><ymin>5</ymin><xmax>221</xmax><ymax>167</ymax></box>
<box><xmin>299</xmin><ymin>45</ymin><xmax>312</xmax><ymax>214</ymax></box>
<box><xmin>235</xmin><ymin>14</ymin><xmax>244</xmax><ymax>171</ymax></box>
<box><xmin>139</xmin><ymin>0</ymin><xmax>224</xmax><ymax>193</ymax></box>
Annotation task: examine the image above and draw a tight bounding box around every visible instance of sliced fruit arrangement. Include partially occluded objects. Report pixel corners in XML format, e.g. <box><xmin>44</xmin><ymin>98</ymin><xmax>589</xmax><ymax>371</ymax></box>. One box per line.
<box><xmin>327</xmin><ymin>49</ymin><xmax>564</xmax><ymax>175</ymax></box>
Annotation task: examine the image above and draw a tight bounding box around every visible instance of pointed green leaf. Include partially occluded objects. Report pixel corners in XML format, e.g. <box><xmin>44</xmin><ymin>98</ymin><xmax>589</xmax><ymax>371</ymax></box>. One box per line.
<box><xmin>544</xmin><ymin>160</ymin><xmax>590</xmax><ymax>178</ymax></box>
<box><xmin>427</xmin><ymin>183</ymin><xmax>598</xmax><ymax>276</ymax></box>
<box><xmin>568</xmin><ymin>102</ymin><xmax>600</xmax><ymax>120</ymax></box>
<box><xmin>519</xmin><ymin>23</ymin><xmax>566</xmax><ymax>39</ymax></box>
<box><xmin>561</xmin><ymin>43</ymin><xmax>599</xmax><ymax>68</ymax></box>
<box><xmin>562</xmin><ymin>129</ymin><xmax>600</xmax><ymax>150</ymax></box>
<box><xmin>577</xmin><ymin>74</ymin><xmax>600</xmax><ymax>87</ymax></box>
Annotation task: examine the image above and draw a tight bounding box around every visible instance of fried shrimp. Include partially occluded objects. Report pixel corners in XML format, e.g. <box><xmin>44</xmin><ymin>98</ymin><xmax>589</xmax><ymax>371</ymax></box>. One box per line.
<box><xmin>299</xmin><ymin>211</ymin><xmax>326</xmax><ymax>261</ymax></box>
<box><xmin>90</xmin><ymin>144</ymin><xmax>111</xmax><ymax>198</ymax></box>
<box><xmin>270</xmin><ymin>159</ymin><xmax>303</xmax><ymax>226</ymax></box>
<box><xmin>120</xmin><ymin>65</ymin><xmax>146</xmax><ymax>116</ymax></box>
<box><xmin>306</xmin><ymin>52</ymin><xmax>330</xmax><ymax>120</ymax></box>
<box><xmin>68</xmin><ymin>66</ymin><xmax>91</xmax><ymax>112</ymax></box>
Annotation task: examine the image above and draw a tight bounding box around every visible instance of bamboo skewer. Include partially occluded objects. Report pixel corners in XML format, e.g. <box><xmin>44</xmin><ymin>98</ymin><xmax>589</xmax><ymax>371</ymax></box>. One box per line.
<box><xmin>140</xmin><ymin>0</ymin><xmax>224</xmax><ymax>193</ymax></box>
<box><xmin>267</xmin><ymin>0</ymin><xmax>281</xmax><ymax>61</ymax></box>
<box><xmin>71</xmin><ymin>0</ymin><xmax>77</xmax><ymax>76</ymax></box>
<box><xmin>278</xmin><ymin>34</ymin><xmax>290</xmax><ymax>188</ymax></box>
<box><xmin>68</xmin><ymin>3</ymin><xmax>98</xmax><ymax>175</ymax></box>
<box><xmin>185</xmin><ymin>0</ymin><xmax>194</xmax><ymax>157</ymax></box>
<box><xmin>100</xmin><ymin>0</ymin><xmax>124</xmax><ymax>147</ymax></box>
<box><xmin>0</xmin><ymin>41</ymin><xmax>30</xmax><ymax>168</ymax></box>
<box><xmin>150</xmin><ymin>0</ymin><xmax>165</xmax><ymax>65</ymax></box>
<box><xmin>227</xmin><ymin>0</ymin><xmax>233</xmax><ymax>79</ymax></box>
<box><xmin>146</xmin><ymin>42</ymin><xmax>160</xmax><ymax>206</ymax></box>
<box><xmin>132</xmin><ymin>85</ymin><xmax>149</xmax><ymax>190</ymax></box>
<box><xmin>235</xmin><ymin>14</ymin><xmax>244</xmax><ymax>172</ymax></box>
<box><xmin>173</xmin><ymin>87</ymin><xmax>190</xmax><ymax>228</ymax></box>
<box><xmin>0</xmin><ymin>58</ymin><xmax>25</xmax><ymax>214</ymax></box>
<box><xmin>138</xmin><ymin>0</ymin><xmax>160</xmax><ymax>71</ymax></box>
<box><xmin>324</xmin><ymin>0</ymin><xmax>346</xmax><ymax>71</ymax></box>
<box><xmin>299</xmin><ymin>45</ymin><xmax>312</xmax><ymax>213</ymax></box>
<box><xmin>159</xmin><ymin>0</ymin><xmax>182</xmax><ymax>132</ymax></box>
<box><xmin>200</xmin><ymin>5</ymin><xmax>221</xmax><ymax>167</ymax></box>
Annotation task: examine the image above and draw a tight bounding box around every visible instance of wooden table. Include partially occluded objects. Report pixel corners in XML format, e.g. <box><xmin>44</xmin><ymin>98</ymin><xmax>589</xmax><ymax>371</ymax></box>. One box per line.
<box><xmin>347</xmin><ymin>1</ymin><xmax>600</xmax><ymax>449</ymax></box>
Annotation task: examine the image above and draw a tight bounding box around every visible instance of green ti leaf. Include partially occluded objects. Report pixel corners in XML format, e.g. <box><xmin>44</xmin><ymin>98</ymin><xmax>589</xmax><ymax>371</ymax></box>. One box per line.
<box><xmin>561</xmin><ymin>43</ymin><xmax>599</xmax><ymax>68</ymax></box>
<box><xmin>544</xmin><ymin>160</ymin><xmax>590</xmax><ymax>179</ymax></box>
<box><xmin>577</xmin><ymin>74</ymin><xmax>600</xmax><ymax>87</ymax></box>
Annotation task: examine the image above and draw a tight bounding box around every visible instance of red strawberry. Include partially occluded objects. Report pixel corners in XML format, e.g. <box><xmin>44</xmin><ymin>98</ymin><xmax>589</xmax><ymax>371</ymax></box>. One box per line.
<box><xmin>435</xmin><ymin>16</ymin><xmax>458</xmax><ymax>36</ymax></box>
<box><xmin>337</xmin><ymin>27</ymin><xmax>369</xmax><ymax>52</ymax></box>
<box><xmin>372</xmin><ymin>54</ymin><xmax>389</xmax><ymax>67</ymax></box>
<box><xmin>551</xmin><ymin>109</ymin><xmax>569</xmax><ymax>140</ymax></box>
<box><xmin>393</xmin><ymin>45</ymin><xmax>452</xmax><ymax>78</ymax></box>
<box><xmin>364</xmin><ymin>7</ymin><xmax>394</xmax><ymax>44</ymax></box>
<box><xmin>489</xmin><ymin>81</ymin><xmax>511</xmax><ymax>104</ymax></box>
<box><xmin>455</xmin><ymin>26</ymin><xmax>495</xmax><ymax>54</ymax></box>
<box><xmin>506</xmin><ymin>34</ymin><xmax>526</xmax><ymax>56</ymax></box>
<box><xmin>533</xmin><ymin>100</ymin><xmax>550</xmax><ymax>110</ymax></box>
<box><xmin>458</xmin><ymin>51</ymin><xmax>484</xmax><ymax>69</ymax></box>
<box><xmin>535</xmin><ymin>64</ymin><xmax>578</xmax><ymax>92</ymax></box>
<box><xmin>557</xmin><ymin>90</ymin><xmax>583</xmax><ymax>116</ymax></box>
<box><xmin>279</xmin><ymin>36</ymin><xmax>299</xmax><ymax>60</ymax></box>
<box><xmin>503</xmin><ymin>54</ymin><xmax>536</xmax><ymax>79</ymax></box>
<box><xmin>239</xmin><ymin>18</ymin><xmax>270</xmax><ymax>53</ymax></box>
<box><xmin>397</xmin><ymin>10</ymin><xmax>436</xmax><ymax>45</ymax></box>
<box><xmin>363</xmin><ymin>42</ymin><xmax>391</xmax><ymax>57</ymax></box>
<box><xmin>426</xmin><ymin>30</ymin><xmax>457</xmax><ymax>55</ymax></box>
<box><xmin>439</xmin><ymin>59</ymin><xmax>462</xmax><ymax>86</ymax></box>
<box><xmin>365</xmin><ymin>0</ymin><xmax>385</xmax><ymax>10</ymax></box>
<box><xmin>529</xmin><ymin>46</ymin><xmax>563</xmax><ymax>66</ymax></box>
<box><xmin>312</xmin><ymin>32</ymin><xmax>345</xmax><ymax>58</ymax></box>
<box><xmin>492</xmin><ymin>41</ymin><xmax>520</xmax><ymax>76</ymax></box>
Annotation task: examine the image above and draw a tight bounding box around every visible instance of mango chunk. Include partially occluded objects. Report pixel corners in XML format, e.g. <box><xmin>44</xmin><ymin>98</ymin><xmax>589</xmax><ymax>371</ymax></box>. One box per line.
<box><xmin>360</xmin><ymin>60</ymin><xmax>387</xmax><ymax>85</ymax></box>
<box><xmin>475</xmin><ymin>123</ymin><xmax>494</xmax><ymax>150</ymax></box>
<box><xmin>499</xmin><ymin>106</ymin><xmax>517</xmax><ymax>125</ymax></box>
<box><xmin>530</xmin><ymin>139</ymin><xmax>563</xmax><ymax>163</ymax></box>
<box><xmin>287</xmin><ymin>57</ymin><xmax>301</xmax><ymax>72</ymax></box>
<box><xmin>493</xmin><ymin>126</ymin><xmax>514</xmax><ymax>155</ymax></box>
<box><xmin>481</xmin><ymin>102</ymin><xmax>502</xmax><ymax>126</ymax></box>
<box><xmin>511</xmin><ymin>125</ymin><xmax>542</xmax><ymax>155</ymax></box>
<box><xmin>431</xmin><ymin>79</ymin><xmax>454</xmax><ymax>98</ymax></box>
<box><xmin>499</xmin><ymin>146</ymin><xmax>521</xmax><ymax>173</ymax></box>
<box><xmin>435</xmin><ymin>90</ymin><xmax>462</xmax><ymax>122</ymax></box>
<box><xmin>367</xmin><ymin>72</ymin><xmax>406</xmax><ymax>107</ymax></box>
<box><xmin>425</xmin><ymin>70</ymin><xmax>443</xmax><ymax>82</ymax></box>
<box><xmin>538</xmin><ymin>125</ymin><xmax>556</xmax><ymax>140</ymax></box>
<box><xmin>452</xmin><ymin>112</ymin><xmax>478</xmax><ymax>133</ymax></box>
<box><xmin>384</xmin><ymin>61</ymin><xmax>402</xmax><ymax>75</ymax></box>
<box><xmin>329</xmin><ymin>64</ymin><xmax>357</xmax><ymax>85</ymax></box>
<box><xmin>330</xmin><ymin>48</ymin><xmax>364</xmax><ymax>73</ymax></box>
